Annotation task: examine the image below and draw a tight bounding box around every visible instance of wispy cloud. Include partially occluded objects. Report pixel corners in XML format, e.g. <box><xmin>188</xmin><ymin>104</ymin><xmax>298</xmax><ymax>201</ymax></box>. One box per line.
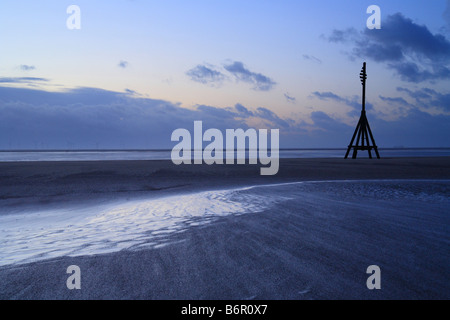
<box><xmin>302</xmin><ymin>54</ymin><xmax>322</xmax><ymax>64</ymax></box>
<box><xmin>223</xmin><ymin>61</ymin><xmax>276</xmax><ymax>91</ymax></box>
<box><xmin>118</xmin><ymin>60</ymin><xmax>129</xmax><ymax>68</ymax></box>
<box><xmin>312</xmin><ymin>91</ymin><xmax>374</xmax><ymax>117</ymax></box>
<box><xmin>186</xmin><ymin>64</ymin><xmax>226</xmax><ymax>86</ymax></box>
<box><xmin>186</xmin><ymin>61</ymin><xmax>277</xmax><ymax>92</ymax></box>
<box><xmin>325</xmin><ymin>28</ymin><xmax>359</xmax><ymax>43</ymax></box>
<box><xmin>378</xmin><ymin>95</ymin><xmax>414</xmax><ymax>108</ymax></box>
<box><xmin>19</xmin><ymin>65</ymin><xmax>36</xmax><ymax>71</ymax></box>
<box><xmin>284</xmin><ymin>93</ymin><xmax>296</xmax><ymax>104</ymax></box>
<box><xmin>0</xmin><ymin>77</ymin><xmax>48</xmax><ymax>84</ymax></box>
<box><xmin>312</xmin><ymin>91</ymin><xmax>346</xmax><ymax>103</ymax></box>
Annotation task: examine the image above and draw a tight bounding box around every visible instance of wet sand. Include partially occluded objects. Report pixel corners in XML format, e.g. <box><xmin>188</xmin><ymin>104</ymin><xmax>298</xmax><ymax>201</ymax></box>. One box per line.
<box><xmin>1</xmin><ymin>157</ymin><xmax>449</xmax><ymax>213</ymax></box>
<box><xmin>0</xmin><ymin>157</ymin><xmax>449</xmax><ymax>300</ymax></box>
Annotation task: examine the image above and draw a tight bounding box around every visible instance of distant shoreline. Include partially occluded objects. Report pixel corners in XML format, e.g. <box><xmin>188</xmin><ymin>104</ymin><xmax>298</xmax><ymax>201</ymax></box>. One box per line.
<box><xmin>1</xmin><ymin>149</ymin><xmax>450</xmax><ymax>163</ymax></box>
<box><xmin>1</xmin><ymin>147</ymin><xmax>450</xmax><ymax>152</ymax></box>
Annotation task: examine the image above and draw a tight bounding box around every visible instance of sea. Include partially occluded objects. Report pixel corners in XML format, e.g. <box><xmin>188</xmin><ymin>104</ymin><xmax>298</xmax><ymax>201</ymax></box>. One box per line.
<box><xmin>0</xmin><ymin>148</ymin><xmax>449</xmax><ymax>162</ymax></box>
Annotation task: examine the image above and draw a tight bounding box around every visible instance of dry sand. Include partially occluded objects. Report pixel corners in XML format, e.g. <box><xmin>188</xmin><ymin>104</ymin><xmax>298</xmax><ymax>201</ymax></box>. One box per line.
<box><xmin>0</xmin><ymin>157</ymin><xmax>449</xmax><ymax>300</ymax></box>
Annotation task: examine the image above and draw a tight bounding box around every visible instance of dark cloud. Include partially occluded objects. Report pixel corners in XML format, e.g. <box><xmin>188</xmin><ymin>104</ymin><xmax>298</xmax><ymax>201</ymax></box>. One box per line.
<box><xmin>396</xmin><ymin>87</ymin><xmax>450</xmax><ymax>112</ymax></box>
<box><xmin>371</xmin><ymin>109</ymin><xmax>450</xmax><ymax>147</ymax></box>
<box><xmin>308</xmin><ymin>108</ymin><xmax>450</xmax><ymax>148</ymax></box>
<box><xmin>186</xmin><ymin>65</ymin><xmax>225</xmax><ymax>85</ymax></box>
<box><xmin>359</xmin><ymin>14</ymin><xmax>450</xmax><ymax>60</ymax></box>
<box><xmin>118</xmin><ymin>60</ymin><xmax>129</xmax><ymax>68</ymax></box>
<box><xmin>0</xmin><ymin>85</ymin><xmax>448</xmax><ymax>149</ymax></box>
<box><xmin>19</xmin><ymin>65</ymin><xmax>36</xmax><ymax>71</ymax></box>
<box><xmin>0</xmin><ymin>86</ymin><xmax>290</xmax><ymax>149</ymax></box>
<box><xmin>387</xmin><ymin>62</ymin><xmax>450</xmax><ymax>83</ymax></box>
<box><xmin>224</xmin><ymin>61</ymin><xmax>276</xmax><ymax>91</ymax></box>
<box><xmin>302</xmin><ymin>54</ymin><xmax>322</xmax><ymax>64</ymax></box>
<box><xmin>327</xmin><ymin>13</ymin><xmax>450</xmax><ymax>83</ymax></box>
<box><xmin>284</xmin><ymin>93</ymin><xmax>296</xmax><ymax>104</ymax></box>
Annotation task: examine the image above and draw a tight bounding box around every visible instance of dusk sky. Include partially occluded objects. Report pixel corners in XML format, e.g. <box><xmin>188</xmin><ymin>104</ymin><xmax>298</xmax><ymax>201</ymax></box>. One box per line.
<box><xmin>0</xmin><ymin>0</ymin><xmax>449</xmax><ymax>149</ymax></box>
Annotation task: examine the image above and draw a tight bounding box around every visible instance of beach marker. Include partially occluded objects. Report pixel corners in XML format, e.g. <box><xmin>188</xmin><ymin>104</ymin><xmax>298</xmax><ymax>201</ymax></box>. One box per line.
<box><xmin>344</xmin><ymin>62</ymin><xmax>380</xmax><ymax>159</ymax></box>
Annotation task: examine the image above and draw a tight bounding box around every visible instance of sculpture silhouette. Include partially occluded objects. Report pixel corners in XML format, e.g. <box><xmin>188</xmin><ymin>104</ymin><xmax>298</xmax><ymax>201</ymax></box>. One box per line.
<box><xmin>345</xmin><ymin>62</ymin><xmax>380</xmax><ymax>159</ymax></box>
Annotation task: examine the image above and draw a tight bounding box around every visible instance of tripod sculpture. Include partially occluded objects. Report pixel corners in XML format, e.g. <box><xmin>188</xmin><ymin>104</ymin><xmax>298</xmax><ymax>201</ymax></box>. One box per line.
<box><xmin>344</xmin><ymin>62</ymin><xmax>380</xmax><ymax>159</ymax></box>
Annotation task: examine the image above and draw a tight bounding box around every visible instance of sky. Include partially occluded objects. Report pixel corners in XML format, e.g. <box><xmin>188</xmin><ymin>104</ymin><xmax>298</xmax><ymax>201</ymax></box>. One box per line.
<box><xmin>0</xmin><ymin>0</ymin><xmax>449</xmax><ymax>149</ymax></box>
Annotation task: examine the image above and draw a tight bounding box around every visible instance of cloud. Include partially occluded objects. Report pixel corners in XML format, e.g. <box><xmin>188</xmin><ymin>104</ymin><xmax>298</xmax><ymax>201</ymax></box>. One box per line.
<box><xmin>195</xmin><ymin>104</ymin><xmax>290</xmax><ymax>128</ymax></box>
<box><xmin>311</xmin><ymin>91</ymin><xmax>373</xmax><ymax>116</ymax></box>
<box><xmin>186</xmin><ymin>65</ymin><xmax>226</xmax><ymax>85</ymax></box>
<box><xmin>234</xmin><ymin>103</ymin><xmax>254</xmax><ymax>118</ymax></box>
<box><xmin>0</xmin><ymin>85</ymin><xmax>290</xmax><ymax>149</ymax></box>
<box><xmin>379</xmin><ymin>95</ymin><xmax>414</xmax><ymax>108</ymax></box>
<box><xmin>327</xmin><ymin>13</ymin><xmax>450</xmax><ymax>83</ymax></box>
<box><xmin>310</xmin><ymin>111</ymin><xmax>352</xmax><ymax>132</ymax></box>
<box><xmin>370</xmin><ymin>109</ymin><xmax>450</xmax><ymax>147</ymax></box>
<box><xmin>124</xmin><ymin>88</ymin><xmax>144</xmax><ymax>97</ymax></box>
<box><xmin>0</xmin><ymin>85</ymin><xmax>448</xmax><ymax>150</ymax></box>
<box><xmin>284</xmin><ymin>93</ymin><xmax>296</xmax><ymax>104</ymax></box>
<box><xmin>396</xmin><ymin>87</ymin><xmax>450</xmax><ymax>112</ymax></box>
<box><xmin>443</xmin><ymin>0</ymin><xmax>450</xmax><ymax>28</ymax></box>
<box><xmin>0</xmin><ymin>77</ymin><xmax>48</xmax><ymax>84</ymax></box>
<box><xmin>313</xmin><ymin>86</ymin><xmax>450</xmax><ymax>117</ymax></box>
<box><xmin>397</xmin><ymin>87</ymin><xmax>433</xmax><ymax>99</ymax></box>
<box><xmin>223</xmin><ymin>61</ymin><xmax>276</xmax><ymax>91</ymax></box>
<box><xmin>254</xmin><ymin>107</ymin><xmax>290</xmax><ymax>128</ymax></box>
<box><xmin>196</xmin><ymin>104</ymin><xmax>240</xmax><ymax>120</ymax></box>
<box><xmin>325</xmin><ymin>28</ymin><xmax>359</xmax><ymax>43</ymax></box>
<box><xmin>19</xmin><ymin>65</ymin><xmax>36</xmax><ymax>71</ymax></box>
<box><xmin>302</xmin><ymin>54</ymin><xmax>322</xmax><ymax>64</ymax></box>
<box><xmin>312</xmin><ymin>91</ymin><xmax>346</xmax><ymax>103</ymax></box>
<box><xmin>308</xmin><ymin>107</ymin><xmax>450</xmax><ymax>148</ymax></box>
<box><xmin>118</xmin><ymin>60</ymin><xmax>129</xmax><ymax>68</ymax></box>
<box><xmin>186</xmin><ymin>61</ymin><xmax>277</xmax><ymax>92</ymax></box>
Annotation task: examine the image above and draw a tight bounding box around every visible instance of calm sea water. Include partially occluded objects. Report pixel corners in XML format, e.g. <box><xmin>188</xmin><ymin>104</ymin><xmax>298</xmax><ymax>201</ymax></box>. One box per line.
<box><xmin>0</xmin><ymin>148</ymin><xmax>449</xmax><ymax>162</ymax></box>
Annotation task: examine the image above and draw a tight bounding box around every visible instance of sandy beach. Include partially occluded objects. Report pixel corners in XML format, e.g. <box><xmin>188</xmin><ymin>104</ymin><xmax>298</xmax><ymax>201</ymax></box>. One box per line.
<box><xmin>0</xmin><ymin>157</ymin><xmax>449</xmax><ymax>300</ymax></box>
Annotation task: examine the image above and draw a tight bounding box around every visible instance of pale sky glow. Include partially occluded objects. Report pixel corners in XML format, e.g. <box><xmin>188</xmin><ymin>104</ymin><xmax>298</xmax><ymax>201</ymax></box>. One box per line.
<box><xmin>0</xmin><ymin>0</ymin><xmax>449</xmax><ymax>149</ymax></box>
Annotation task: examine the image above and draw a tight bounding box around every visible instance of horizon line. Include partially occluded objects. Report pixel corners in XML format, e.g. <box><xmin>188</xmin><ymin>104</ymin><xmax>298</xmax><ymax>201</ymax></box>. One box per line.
<box><xmin>1</xmin><ymin>147</ymin><xmax>450</xmax><ymax>153</ymax></box>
